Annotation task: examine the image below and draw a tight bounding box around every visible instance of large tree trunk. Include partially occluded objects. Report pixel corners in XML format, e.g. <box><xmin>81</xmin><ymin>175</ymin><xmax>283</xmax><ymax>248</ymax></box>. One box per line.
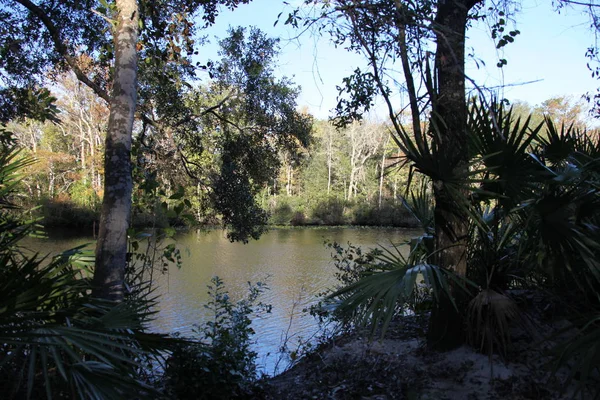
<box><xmin>427</xmin><ymin>0</ymin><xmax>481</xmax><ymax>350</ymax></box>
<box><xmin>92</xmin><ymin>0</ymin><xmax>138</xmax><ymax>301</ymax></box>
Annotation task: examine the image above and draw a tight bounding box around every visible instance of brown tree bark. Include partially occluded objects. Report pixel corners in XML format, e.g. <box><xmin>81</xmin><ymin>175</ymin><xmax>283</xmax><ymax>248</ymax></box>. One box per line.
<box><xmin>426</xmin><ymin>0</ymin><xmax>482</xmax><ymax>350</ymax></box>
<box><xmin>92</xmin><ymin>0</ymin><xmax>138</xmax><ymax>301</ymax></box>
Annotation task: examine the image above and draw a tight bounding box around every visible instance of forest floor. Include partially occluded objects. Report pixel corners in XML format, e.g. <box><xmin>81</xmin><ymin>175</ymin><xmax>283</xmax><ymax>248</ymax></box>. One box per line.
<box><xmin>262</xmin><ymin>294</ymin><xmax>595</xmax><ymax>400</ymax></box>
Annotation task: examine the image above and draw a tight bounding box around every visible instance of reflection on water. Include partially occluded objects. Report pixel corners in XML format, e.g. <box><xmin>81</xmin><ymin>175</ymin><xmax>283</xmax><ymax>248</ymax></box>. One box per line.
<box><xmin>23</xmin><ymin>226</ymin><xmax>420</xmax><ymax>375</ymax></box>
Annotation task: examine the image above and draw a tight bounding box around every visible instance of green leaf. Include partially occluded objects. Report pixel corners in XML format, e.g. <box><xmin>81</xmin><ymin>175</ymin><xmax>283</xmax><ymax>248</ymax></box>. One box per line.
<box><xmin>169</xmin><ymin>186</ymin><xmax>185</xmax><ymax>200</ymax></box>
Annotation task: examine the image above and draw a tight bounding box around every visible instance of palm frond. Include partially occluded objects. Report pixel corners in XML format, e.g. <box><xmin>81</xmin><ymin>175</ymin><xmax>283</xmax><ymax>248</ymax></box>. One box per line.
<box><xmin>468</xmin><ymin>100</ymin><xmax>547</xmax><ymax>209</ymax></box>
<box><xmin>553</xmin><ymin>313</ymin><xmax>600</xmax><ymax>399</ymax></box>
<box><xmin>466</xmin><ymin>289</ymin><xmax>522</xmax><ymax>360</ymax></box>
<box><xmin>329</xmin><ymin>242</ymin><xmax>476</xmax><ymax>337</ymax></box>
<box><xmin>401</xmin><ymin>178</ymin><xmax>434</xmax><ymax>232</ymax></box>
<box><xmin>0</xmin><ymin>252</ymin><xmax>171</xmax><ymax>399</ymax></box>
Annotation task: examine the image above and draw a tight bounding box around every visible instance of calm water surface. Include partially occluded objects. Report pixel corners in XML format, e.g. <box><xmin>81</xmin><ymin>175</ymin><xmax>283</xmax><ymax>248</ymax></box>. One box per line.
<box><xmin>25</xmin><ymin>227</ymin><xmax>419</xmax><ymax>374</ymax></box>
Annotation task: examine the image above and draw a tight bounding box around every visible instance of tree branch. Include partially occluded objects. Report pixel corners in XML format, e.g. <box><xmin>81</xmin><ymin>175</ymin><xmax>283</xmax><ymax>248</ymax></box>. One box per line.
<box><xmin>394</xmin><ymin>2</ymin><xmax>423</xmax><ymax>143</ymax></box>
<box><xmin>345</xmin><ymin>7</ymin><xmax>406</xmax><ymax>150</ymax></box>
<box><xmin>559</xmin><ymin>0</ymin><xmax>600</xmax><ymax>7</ymax></box>
<box><xmin>13</xmin><ymin>0</ymin><xmax>111</xmax><ymax>103</ymax></box>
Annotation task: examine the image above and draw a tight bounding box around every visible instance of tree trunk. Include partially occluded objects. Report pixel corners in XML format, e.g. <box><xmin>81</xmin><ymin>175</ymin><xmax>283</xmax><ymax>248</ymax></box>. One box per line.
<box><xmin>286</xmin><ymin>162</ymin><xmax>293</xmax><ymax>196</ymax></box>
<box><xmin>327</xmin><ymin>133</ymin><xmax>333</xmax><ymax>195</ymax></box>
<box><xmin>80</xmin><ymin>138</ymin><xmax>86</xmax><ymax>174</ymax></box>
<box><xmin>378</xmin><ymin>133</ymin><xmax>390</xmax><ymax>208</ymax></box>
<box><xmin>348</xmin><ymin>148</ymin><xmax>356</xmax><ymax>201</ymax></box>
<box><xmin>48</xmin><ymin>162</ymin><xmax>55</xmax><ymax>197</ymax></box>
<box><xmin>426</xmin><ymin>0</ymin><xmax>480</xmax><ymax>350</ymax></box>
<box><xmin>92</xmin><ymin>0</ymin><xmax>138</xmax><ymax>301</ymax></box>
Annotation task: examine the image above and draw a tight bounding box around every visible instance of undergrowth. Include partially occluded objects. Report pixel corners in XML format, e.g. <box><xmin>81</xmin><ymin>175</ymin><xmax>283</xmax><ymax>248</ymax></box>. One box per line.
<box><xmin>164</xmin><ymin>276</ymin><xmax>271</xmax><ymax>399</ymax></box>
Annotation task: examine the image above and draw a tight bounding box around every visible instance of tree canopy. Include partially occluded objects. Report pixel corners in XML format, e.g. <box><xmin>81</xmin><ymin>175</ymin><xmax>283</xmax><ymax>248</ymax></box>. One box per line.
<box><xmin>1</xmin><ymin>0</ymin><xmax>311</xmax><ymax>300</ymax></box>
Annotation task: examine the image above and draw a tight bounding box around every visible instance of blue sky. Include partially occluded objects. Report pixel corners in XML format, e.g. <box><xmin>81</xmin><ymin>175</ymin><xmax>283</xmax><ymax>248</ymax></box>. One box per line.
<box><xmin>198</xmin><ymin>0</ymin><xmax>598</xmax><ymax>120</ymax></box>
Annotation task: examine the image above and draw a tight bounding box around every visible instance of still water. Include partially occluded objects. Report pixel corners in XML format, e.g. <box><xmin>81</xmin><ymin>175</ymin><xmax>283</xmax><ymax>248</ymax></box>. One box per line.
<box><xmin>24</xmin><ymin>227</ymin><xmax>419</xmax><ymax>375</ymax></box>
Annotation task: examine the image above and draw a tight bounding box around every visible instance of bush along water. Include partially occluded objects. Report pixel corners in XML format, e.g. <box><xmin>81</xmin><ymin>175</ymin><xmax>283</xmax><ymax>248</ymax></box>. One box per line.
<box><xmin>164</xmin><ymin>276</ymin><xmax>271</xmax><ymax>399</ymax></box>
<box><xmin>267</xmin><ymin>195</ymin><xmax>419</xmax><ymax>227</ymax></box>
<box><xmin>0</xmin><ymin>128</ymin><xmax>277</xmax><ymax>399</ymax></box>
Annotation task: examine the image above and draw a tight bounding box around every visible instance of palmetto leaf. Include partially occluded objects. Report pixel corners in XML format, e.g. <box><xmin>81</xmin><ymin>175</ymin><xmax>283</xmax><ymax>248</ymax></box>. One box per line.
<box><xmin>330</xmin><ymin>242</ymin><xmax>476</xmax><ymax>337</ymax></box>
<box><xmin>0</xmin><ymin>149</ymin><xmax>35</xmax><ymax>209</ymax></box>
<box><xmin>538</xmin><ymin>119</ymin><xmax>598</xmax><ymax>166</ymax></box>
<box><xmin>468</xmin><ymin>100</ymin><xmax>547</xmax><ymax>209</ymax></box>
<box><xmin>553</xmin><ymin>313</ymin><xmax>600</xmax><ymax>399</ymax></box>
<box><xmin>466</xmin><ymin>289</ymin><xmax>521</xmax><ymax>359</ymax></box>
<box><xmin>0</xmin><ymin>253</ymin><xmax>171</xmax><ymax>399</ymax></box>
<box><xmin>401</xmin><ymin>178</ymin><xmax>434</xmax><ymax>232</ymax></box>
<box><xmin>0</xmin><ymin>145</ymin><xmax>171</xmax><ymax>399</ymax></box>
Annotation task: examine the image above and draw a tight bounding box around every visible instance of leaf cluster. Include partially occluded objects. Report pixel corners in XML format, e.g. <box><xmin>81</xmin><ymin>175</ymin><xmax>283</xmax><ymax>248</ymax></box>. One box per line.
<box><xmin>165</xmin><ymin>276</ymin><xmax>271</xmax><ymax>400</ymax></box>
<box><xmin>0</xmin><ymin>140</ymin><xmax>177</xmax><ymax>399</ymax></box>
<box><xmin>325</xmin><ymin>101</ymin><xmax>600</xmax><ymax>394</ymax></box>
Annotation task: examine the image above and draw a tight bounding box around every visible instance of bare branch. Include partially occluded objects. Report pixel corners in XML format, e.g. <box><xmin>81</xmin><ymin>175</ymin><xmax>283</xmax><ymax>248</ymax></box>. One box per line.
<box><xmin>559</xmin><ymin>0</ymin><xmax>600</xmax><ymax>7</ymax></box>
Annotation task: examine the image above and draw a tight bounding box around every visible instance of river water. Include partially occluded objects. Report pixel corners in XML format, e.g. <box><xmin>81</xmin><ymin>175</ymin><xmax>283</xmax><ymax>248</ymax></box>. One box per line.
<box><xmin>23</xmin><ymin>226</ymin><xmax>419</xmax><ymax>375</ymax></box>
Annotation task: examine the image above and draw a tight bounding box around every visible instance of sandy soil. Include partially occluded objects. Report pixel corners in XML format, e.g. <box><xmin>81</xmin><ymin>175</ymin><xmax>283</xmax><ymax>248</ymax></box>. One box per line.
<box><xmin>262</xmin><ymin>313</ymin><xmax>593</xmax><ymax>400</ymax></box>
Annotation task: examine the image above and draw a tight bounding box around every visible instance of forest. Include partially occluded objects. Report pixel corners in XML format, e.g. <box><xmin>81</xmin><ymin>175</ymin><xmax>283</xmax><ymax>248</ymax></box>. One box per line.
<box><xmin>7</xmin><ymin>85</ymin><xmax>590</xmax><ymax>230</ymax></box>
<box><xmin>1</xmin><ymin>0</ymin><xmax>600</xmax><ymax>399</ymax></box>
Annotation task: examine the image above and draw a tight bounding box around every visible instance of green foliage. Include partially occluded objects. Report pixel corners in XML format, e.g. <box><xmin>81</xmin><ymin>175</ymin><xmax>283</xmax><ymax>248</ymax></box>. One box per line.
<box><xmin>132</xmin><ymin>26</ymin><xmax>313</xmax><ymax>239</ymax></box>
<box><xmin>0</xmin><ymin>87</ymin><xmax>58</xmax><ymax>123</ymax></box>
<box><xmin>313</xmin><ymin>241</ymin><xmax>418</xmax><ymax>321</ymax></box>
<box><xmin>0</xmin><ymin>256</ymin><xmax>165</xmax><ymax>399</ymax></box>
<box><xmin>327</xmin><ymin>241</ymin><xmax>382</xmax><ymax>288</ymax></box>
<box><xmin>554</xmin><ymin>312</ymin><xmax>600</xmax><ymax>397</ymax></box>
<box><xmin>38</xmin><ymin>198</ymin><xmax>99</xmax><ymax>229</ymax></box>
<box><xmin>334</xmin><ymin>68</ymin><xmax>378</xmax><ymax>127</ymax></box>
<box><xmin>401</xmin><ymin>179</ymin><xmax>434</xmax><ymax>233</ymax></box>
<box><xmin>69</xmin><ymin>179</ymin><xmax>100</xmax><ymax>209</ymax></box>
<box><xmin>270</xmin><ymin>202</ymin><xmax>294</xmax><ymax>225</ymax></box>
<box><xmin>323</xmin><ymin>101</ymin><xmax>600</xmax><ymax>393</ymax></box>
<box><xmin>205</xmin><ymin>27</ymin><xmax>312</xmax><ymax>241</ymax></box>
<box><xmin>329</xmin><ymin>239</ymin><xmax>473</xmax><ymax>336</ymax></box>
<box><xmin>266</xmin><ymin>195</ymin><xmax>419</xmax><ymax>227</ymax></box>
<box><xmin>310</xmin><ymin>197</ymin><xmax>347</xmax><ymax>225</ymax></box>
<box><xmin>352</xmin><ymin>200</ymin><xmax>415</xmax><ymax>227</ymax></box>
<box><xmin>165</xmin><ymin>276</ymin><xmax>271</xmax><ymax>400</ymax></box>
<box><xmin>2</xmin><ymin>0</ymin><xmax>254</xmax><ymax>124</ymax></box>
<box><xmin>0</xmin><ymin>141</ymin><xmax>171</xmax><ymax>399</ymax></box>
<box><xmin>212</xmin><ymin>148</ymin><xmax>269</xmax><ymax>242</ymax></box>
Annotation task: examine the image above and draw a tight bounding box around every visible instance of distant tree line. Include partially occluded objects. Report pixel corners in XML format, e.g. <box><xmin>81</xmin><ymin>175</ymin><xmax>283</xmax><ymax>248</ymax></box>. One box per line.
<box><xmin>8</xmin><ymin>85</ymin><xmax>592</xmax><ymax>229</ymax></box>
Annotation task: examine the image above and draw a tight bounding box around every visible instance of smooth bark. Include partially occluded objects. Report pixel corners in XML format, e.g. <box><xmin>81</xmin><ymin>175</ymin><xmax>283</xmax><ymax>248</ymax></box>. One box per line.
<box><xmin>92</xmin><ymin>0</ymin><xmax>138</xmax><ymax>301</ymax></box>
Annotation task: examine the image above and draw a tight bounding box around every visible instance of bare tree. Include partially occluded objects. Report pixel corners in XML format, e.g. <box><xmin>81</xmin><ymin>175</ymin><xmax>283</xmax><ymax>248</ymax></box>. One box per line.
<box><xmin>344</xmin><ymin>121</ymin><xmax>384</xmax><ymax>200</ymax></box>
<box><xmin>56</xmin><ymin>72</ymin><xmax>108</xmax><ymax>192</ymax></box>
<box><xmin>378</xmin><ymin>132</ymin><xmax>391</xmax><ymax>208</ymax></box>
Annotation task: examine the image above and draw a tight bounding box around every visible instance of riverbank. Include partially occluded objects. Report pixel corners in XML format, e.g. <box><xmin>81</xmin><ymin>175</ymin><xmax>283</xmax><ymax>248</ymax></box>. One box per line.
<box><xmin>29</xmin><ymin>197</ymin><xmax>420</xmax><ymax>231</ymax></box>
<box><xmin>262</xmin><ymin>309</ymin><xmax>594</xmax><ymax>399</ymax></box>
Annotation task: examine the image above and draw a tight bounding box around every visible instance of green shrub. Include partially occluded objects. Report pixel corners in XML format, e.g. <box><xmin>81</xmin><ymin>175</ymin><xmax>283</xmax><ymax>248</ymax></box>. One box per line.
<box><xmin>69</xmin><ymin>179</ymin><xmax>100</xmax><ymax>208</ymax></box>
<box><xmin>310</xmin><ymin>197</ymin><xmax>346</xmax><ymax>225</ymax></box>
<box><xmin>351</xmin><ymin>200</ymin><xmax>418</xmax><ymax>227</ymax></box>
<box><xmin>39</xmin><ymin>197</ymin><xmax>99</xmax><ymax>229</ymax></box>
<box><xmin>290</xmin><ymin>210</ymin><xmax>306</xmax><ymax>226</ymax></box>
<box><xmin>269</xmin><ymin>202</ymin><xmax>293</xmax><ymax>225</ymax></box>
<box><xmin>165</xmin><ymin>277</ymin><xmax>271</xmax><ymax>400</ymax></box>
<box><xmin>0</xmin><ymin>142</ymin><xmax>169</xmax><ymax>399</ymax></box>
